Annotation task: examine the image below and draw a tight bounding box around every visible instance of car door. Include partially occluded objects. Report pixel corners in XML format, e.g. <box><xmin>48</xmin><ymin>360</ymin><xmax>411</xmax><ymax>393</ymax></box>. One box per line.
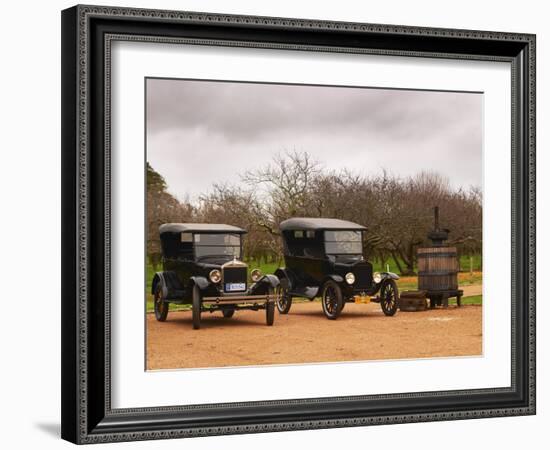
<box><xmin>290</xmin><ymin>230</ymin><xmax>324</xmax><ymax>287</ymax></box>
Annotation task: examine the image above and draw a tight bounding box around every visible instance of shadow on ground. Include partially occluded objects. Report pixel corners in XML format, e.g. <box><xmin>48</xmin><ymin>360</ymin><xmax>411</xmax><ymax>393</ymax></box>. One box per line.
<box><xmin>35</xmin><ymin>422</ymin><xmax>60</xmax><ymax>438</ymax></box>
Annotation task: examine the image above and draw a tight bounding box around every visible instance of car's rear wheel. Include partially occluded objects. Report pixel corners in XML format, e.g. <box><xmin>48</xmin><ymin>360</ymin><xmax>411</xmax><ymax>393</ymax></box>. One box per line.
<box><xmin>380</xmin><ymin>279</ymin><xmax>399</xmax><ymax>316</ymax></box>
<box><xmin>321</xmin><ymin>280</ymin><xmax>343</xmax><ymax>320</ymax></box>
<box><xmin>276</xmin><ymin>280</ymin><xmax>292</xmax><ymax>314</ymax></box>
<box><xmin>192</xmin><ymin>285</ymin><xmax>202</xmax><ymax>329</ymax></box>
<box><xmin>222</xmin><ymin>308</ymin><xmax>235</xmax><ymax>318</ymax></box>
<box><xmin>153</xmin><ymin>284</ymin><xmax>169</xmax><ymax>322</ymax></box>
<box><xmin>266</xmin><ymin>287</ymin><xmax>275</xmax><ymax>326</ymax></box>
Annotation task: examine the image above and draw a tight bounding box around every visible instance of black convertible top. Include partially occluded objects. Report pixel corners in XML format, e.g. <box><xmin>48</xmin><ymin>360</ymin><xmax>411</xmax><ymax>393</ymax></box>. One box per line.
<box><xmin>279</xmin><ymin>217</ymin><xmax>366</xmax><ymax>232</ymax></box>
<box><xmin>159</xmin><ymin>223</ymin><xmax>247</xmax><ymax>235</ymax></box>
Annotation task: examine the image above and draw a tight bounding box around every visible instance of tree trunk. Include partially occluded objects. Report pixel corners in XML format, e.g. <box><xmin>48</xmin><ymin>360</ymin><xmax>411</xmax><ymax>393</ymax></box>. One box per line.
<box><xmin>390</xmin><ymin>251</ymin><xmax>404</xmax><ymax>275</ymax></box>
<box><xmin>398</xmin><ymin>245</ymin><xmax>416</xmax><ymax>276</ymax></box>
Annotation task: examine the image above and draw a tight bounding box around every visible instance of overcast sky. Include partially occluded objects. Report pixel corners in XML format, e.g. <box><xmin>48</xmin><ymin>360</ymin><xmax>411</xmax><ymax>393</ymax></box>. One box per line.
<box><xmin>146</xmin><ymin>78</ymin><xmax>482</xmax><ymax>202</ymax></box>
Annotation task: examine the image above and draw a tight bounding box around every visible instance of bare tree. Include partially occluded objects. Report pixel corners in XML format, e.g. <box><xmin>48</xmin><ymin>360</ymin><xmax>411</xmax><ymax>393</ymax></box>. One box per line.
<box><xmin>242</xmin><ymin>151</ymin><xmax>321</xmax><ymax>217</ymax></box>
<box><xmin>146</xmin><ymin>163</ymin><xmax>194</xmax><ymax>268</ymax></box>
<box><xmin>197</xmin><ymin>184</ymin><xmax>278</xmax><ymax>261</ymax></box>
<box><xmin>147</xmin><ymin>156</ymin><xmax>482</xmax><ymax>276</ymax></box>
<box><xmin>241</xmin><ymin>150</ymin><xmax>321</xmax><ymax>232</ymax></box>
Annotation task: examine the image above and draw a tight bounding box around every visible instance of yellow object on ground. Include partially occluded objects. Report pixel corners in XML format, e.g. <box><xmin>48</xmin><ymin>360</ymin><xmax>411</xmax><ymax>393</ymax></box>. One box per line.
<box><xmin>354</xmin><ymin>294</ymin><xmax>371</xmax><ymax>304</ymax></box>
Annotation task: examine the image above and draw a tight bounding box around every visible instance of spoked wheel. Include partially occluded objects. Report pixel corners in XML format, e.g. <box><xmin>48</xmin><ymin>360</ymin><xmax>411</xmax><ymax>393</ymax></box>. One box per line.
<box><xmin>380</xmin><ymin>279</ymin><xmax>399</xmax><ymax>316</ymax></box>
<box><xmin>192</xmin><ymin>285</ymin><xmax>202</xmax><ymax>329</ymax></box>
<box><xmin>153</xmin><ymin>284</ymin><xmax>169</xmax><ymax>322</ymax></box>
<box><xmin>340</xmin><ymin>300</ymin><xmax>347</xmax><ymax>312</ymax></box>
<box><xmin>222</xmin><ymin>308</ymin><xmax>235</xmax><ymax>318</ymax></box>
<box><xmin>266</xmin><ymin>287</ymin><xmax>275</xmax><ymax>326</ymax></box>
<box><xmin>321</xmin><ymin>280</ymin><xmax>343</xmax><ymax>320</ymax></box>
<box><xmin>276</xmin><ymin>280</ymin><xmax>292</xmax><ymax>314</ymax></box>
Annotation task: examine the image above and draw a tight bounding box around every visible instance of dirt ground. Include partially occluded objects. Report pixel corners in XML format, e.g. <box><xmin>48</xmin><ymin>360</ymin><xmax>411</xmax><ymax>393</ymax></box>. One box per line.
<box><xmin>146</xmin><ymin>302</ymin><xmax>482</xmax><ymax>370</ymax></box>
<box><xmin>461</xmin><ymin>285</ymin><xmax>482</xmax><ymax>296</ymax></box>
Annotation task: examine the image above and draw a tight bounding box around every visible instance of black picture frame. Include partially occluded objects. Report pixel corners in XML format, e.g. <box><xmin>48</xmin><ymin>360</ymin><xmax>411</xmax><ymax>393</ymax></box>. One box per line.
<box><xmin>61</xmin><ymin>4</ymin><xmax>536</xmax><ymax>444</ymax></box>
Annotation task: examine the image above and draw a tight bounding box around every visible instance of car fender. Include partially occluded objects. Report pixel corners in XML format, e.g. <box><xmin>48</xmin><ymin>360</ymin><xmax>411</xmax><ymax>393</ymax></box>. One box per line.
<box><xmin>151</xmin><ymin>272</ymin><xmax>168</xmax><ymax>297</ymax></box>
<box><xmin>189</xmin><ymin>276</ymin><xmax>210</xmax><ymax>291</ymax></box>
<box><xmin>249</xmin><ymin>274</ymin><xmax>280</xmax><ymax>295</ymax></box>
<box><xmin>152</xmin><ymin>271</ymin><xmax>184</xmax><ymax>299</ymax></box>
<box><xmin>323</xmin><ymin>274</ymin><xmax>344</xmax><ymax>285</ymax></box>
<box><xmin>372</xmin><ymin>272</ymin><xmax>400</xmax><ymax>295</ymax></box>
<box><xmin>380</xmin><ymin>271</ymin><xmax>400</xmax><ymax>281</ymax></box>
<box><xmin>258</xmin><ymin>274</ymin><xmax>280</xmax><ymax>289</ymax></box>
<box><xmin>274</xmin><ymin>268</ymin><xmax>294</xmax><ymax>290</ymax></box>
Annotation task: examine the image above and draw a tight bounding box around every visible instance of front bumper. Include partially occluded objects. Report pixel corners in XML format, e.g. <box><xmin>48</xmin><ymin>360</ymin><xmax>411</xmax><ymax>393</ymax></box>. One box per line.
<box><xmin>202</xmin><ymin>294</ymin><xmax>275</xmax><ymax>304</ymax></box>
<box><xmin>344</xmin><ymin>284</ymin><xmax>378</xmax><ymax>297</ymax></box>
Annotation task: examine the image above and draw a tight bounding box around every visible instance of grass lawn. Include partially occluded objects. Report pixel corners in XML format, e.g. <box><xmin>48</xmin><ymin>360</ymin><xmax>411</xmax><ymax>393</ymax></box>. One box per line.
<box><xmin>147</xmin><ymin>253</ymin><xmax>481</xmax><ymax>281</ymax></box>
<box><xmin>370</xmin><ymin>253</ymin><xmax>481</xmax><ymax>275</ymax></box>
<box><xmin>397</xmin><ymin>271</ymin><xmax>482</xmax><ymax>291</ymax></box>
<box><xmin>145</xmin><ymin>257</ymin><xmax>482</xmax><ymax>312</ymax></box>
<box><xmin>459</xmin><ymin>295</ymin><xmax>482</xmax><ymax>305</ymax></box>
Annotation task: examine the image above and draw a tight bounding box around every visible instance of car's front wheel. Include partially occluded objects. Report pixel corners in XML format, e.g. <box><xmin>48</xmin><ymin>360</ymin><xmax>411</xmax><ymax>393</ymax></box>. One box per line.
<box><xmin>321</xmin><ymin>280</ymin><xmax>343</xmax><ymax>320</ymax></box>
<box><xmin>380</xmin><ymin>279</ymin><xmax>399</xmax><ymax>316</ymax></box>
<box><xmin>153</xmin><ymin>284</ymin><xmax>169</xmax><ymax>322</ymax></box>
<box><xmin>192</xmin><ymin>284</ymin><xmax>202</xmax><ymax>329</ymax></box>
<box><xmin>266</xmin><ymin>288</ymin><xmax>275</xmax><ymax>326</ymax></box>
<box><xmin>276</xmin><ymin>279</ymin><xmax>292</xmax><ymax>314</ymax></box>
<box><xmin>340</xmin><ymin>300</ymin><xmax>347</xmax><ymax>312</ymax></box>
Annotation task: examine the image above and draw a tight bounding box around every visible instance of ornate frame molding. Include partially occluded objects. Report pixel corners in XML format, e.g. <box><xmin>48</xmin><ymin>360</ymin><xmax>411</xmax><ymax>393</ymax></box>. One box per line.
<box><xmin>61</xmin><ymin>5</ymin><xmax>536</xmax><ymax>444</ymax></box>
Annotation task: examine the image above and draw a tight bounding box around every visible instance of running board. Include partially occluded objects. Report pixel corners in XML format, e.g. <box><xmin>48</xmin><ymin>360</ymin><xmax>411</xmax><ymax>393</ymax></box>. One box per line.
<box><xmin>290</xmin><ymin>286</ymin><xmax>319</xmax><ymax>300</ymax></box>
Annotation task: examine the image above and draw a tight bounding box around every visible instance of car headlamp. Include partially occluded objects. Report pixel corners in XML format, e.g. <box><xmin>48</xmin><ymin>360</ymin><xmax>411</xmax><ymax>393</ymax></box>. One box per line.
<box><xmin>373</xmin><ymin>272</ymin><xmax>382</xmax><ymax>284</ymax></box>
<box><xmin>209</xmin><ymin>269</ymin><xmax>222</xmax><ymax>283</ymax></box>
<box><xmin>345</xmin><ymin>272</ymin><xmax>355</xmax><ymax>285</ymax></box>
<box><xmin>250</xmin><ymin>268</ymin><xmax>262</xmax><ymax>282</ymax></box>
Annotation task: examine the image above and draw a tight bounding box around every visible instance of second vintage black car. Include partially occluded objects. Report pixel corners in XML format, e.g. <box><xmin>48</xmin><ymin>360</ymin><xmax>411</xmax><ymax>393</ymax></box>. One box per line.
<box><xmin>274</xmin><ymin>218</ymin><xmax>400</xmax><ymax>320</ymax></box>
<box><xmin>152</xmin><ymin>223</ymin><xmax>279</xmax><ymax>329</ymax></box>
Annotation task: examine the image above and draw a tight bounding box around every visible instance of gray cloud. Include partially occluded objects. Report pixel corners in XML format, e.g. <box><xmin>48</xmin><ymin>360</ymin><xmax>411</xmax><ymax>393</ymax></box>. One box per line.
<box><xmin>146</xmin><ymin>78</ymin><xmax>482</xmax><ymax>201</ymax></box>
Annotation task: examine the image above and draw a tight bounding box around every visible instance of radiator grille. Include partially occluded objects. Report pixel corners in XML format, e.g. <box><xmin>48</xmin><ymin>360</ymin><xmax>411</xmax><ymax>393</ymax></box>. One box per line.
<box><xmin>353</xmin><ymin>262</ymin><xmax>372</xmax><ymax>290</ymax></box>
<box><xmin>223</xmin><ymin>266</ymin><xmax>247</xmax><ymax>292</ymax></box>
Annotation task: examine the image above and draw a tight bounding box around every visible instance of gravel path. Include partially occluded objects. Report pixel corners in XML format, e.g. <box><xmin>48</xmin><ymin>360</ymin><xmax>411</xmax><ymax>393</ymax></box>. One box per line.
<box><xmin>146</xmin><ymin>302</ymin><xmax>482</xmax><ymax>370</ymax></box>
<box><xmin>461</xmin><ymin>285</ymin><xmax>482</xmax><ymax>296</ymax></box>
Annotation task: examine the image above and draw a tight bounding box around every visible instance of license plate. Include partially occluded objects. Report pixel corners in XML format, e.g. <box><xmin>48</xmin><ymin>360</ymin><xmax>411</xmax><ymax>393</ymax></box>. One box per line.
<box><xmin>225</xmin><ymin>283</ymin><xmax>246</xmax><ymax>292</ymax></box>
<box><xmin>354</xmin><ymin>294</ymin><xmax>371</xmax><ymax>304</ymax></box>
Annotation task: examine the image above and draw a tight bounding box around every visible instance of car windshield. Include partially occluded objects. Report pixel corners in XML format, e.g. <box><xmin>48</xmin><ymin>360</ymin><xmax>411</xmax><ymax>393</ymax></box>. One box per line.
<box><xmin>194</xmin><ymin>233</ymin><xmax>241</xmax><ymax>259</ymax></box>
<box><xmin>324</xmin><ymin>230</ymin><xmax>363</xmax><ymax>255</ymax></box>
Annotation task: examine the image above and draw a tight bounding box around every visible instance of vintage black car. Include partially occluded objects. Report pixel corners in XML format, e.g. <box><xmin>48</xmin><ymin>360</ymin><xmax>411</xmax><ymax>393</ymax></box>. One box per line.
<box><xmin>152</xmin><ymin>223</ymin><xmax>279</xmax><ymax>329</ymax></box>
<box><xmin>274</xmin><ymin>218</ymin><xmax>399</xmax><ymax>320</ymax></box>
